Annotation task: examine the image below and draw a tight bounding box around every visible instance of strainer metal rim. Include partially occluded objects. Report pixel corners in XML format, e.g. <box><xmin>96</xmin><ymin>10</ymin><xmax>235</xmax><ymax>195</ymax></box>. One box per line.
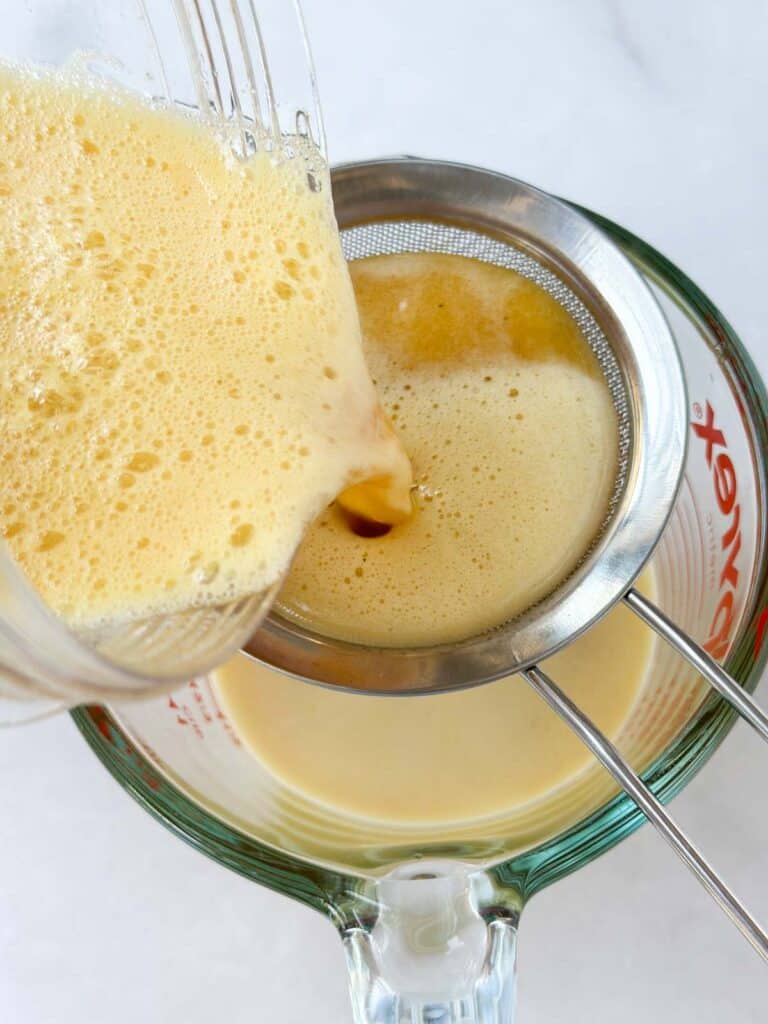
<box><xmin>244</xmin><ymin>157</ymin><xmax>688</xmax><ymax>694</ymax></box>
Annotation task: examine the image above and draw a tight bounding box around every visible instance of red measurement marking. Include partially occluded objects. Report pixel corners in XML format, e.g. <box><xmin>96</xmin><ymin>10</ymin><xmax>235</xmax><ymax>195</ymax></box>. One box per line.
<box><xmin>692</xmin><ymin>401</ymin><xmax>742</xmax><ymax>661</ymax></box>
<box><xmin>93</xmin><ymin>709</ymin><xmax>113</xmax><ymax>744</ymax></box>
<box><xmin>755</xmin><ymin>608</ymin><xmax>768</xmax><ymax>658</ymax></box>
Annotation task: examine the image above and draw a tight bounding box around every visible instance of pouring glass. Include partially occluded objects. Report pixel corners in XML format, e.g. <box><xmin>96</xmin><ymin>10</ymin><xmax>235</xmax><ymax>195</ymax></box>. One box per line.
<box><xmin>72</xmin><ymin>208</ymin><xmax>768</xmax><ymax>1022</ymax></box>
<box><xmin>0</xmin><ymin>0</ymin><xmax>323</xmax><ymax>721</ymax></box>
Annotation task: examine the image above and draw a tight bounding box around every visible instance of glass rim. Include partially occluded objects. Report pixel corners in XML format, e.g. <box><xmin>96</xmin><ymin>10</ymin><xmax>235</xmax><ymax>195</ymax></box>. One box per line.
<box><xmin>70</xmin><ymin>201</ymin><xmax>768</xmax><ymax>913</ymax></box>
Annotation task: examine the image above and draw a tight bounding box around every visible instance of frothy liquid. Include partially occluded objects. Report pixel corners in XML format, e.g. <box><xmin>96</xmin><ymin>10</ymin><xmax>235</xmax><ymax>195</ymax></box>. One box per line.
<box><xmin>215</xmin><ymin>252</ymin><xmax>642</xmax><ymax>832</ymax></box>
<box><xmin>277</xmin><ymin>253</ymin><xmax>619</xmax><ymax>646</ymax></box>
<box><xmin>0</xmin><ymin>66</ymin><xmax>411</xmax><ymax>630</ymax></box>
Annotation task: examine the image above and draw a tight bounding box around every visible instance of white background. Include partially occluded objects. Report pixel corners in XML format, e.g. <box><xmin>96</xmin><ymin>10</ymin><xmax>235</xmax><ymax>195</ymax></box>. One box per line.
<box><xmin>2</xmin><ymin>0</ymin><xmax>768</xmax><ymax>1020</ymax></box>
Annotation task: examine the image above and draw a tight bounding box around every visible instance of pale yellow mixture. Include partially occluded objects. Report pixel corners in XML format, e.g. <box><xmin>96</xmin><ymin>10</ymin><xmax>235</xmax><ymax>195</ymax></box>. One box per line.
<box><xmin>277</xmin><ymin>253</ymin><xmax>619</xmax><ymax>646</ymax></box>
<box><xmin>215</xmin><ymin>594</ymin><xmax>652</xmax><ymax>825</ymax></box>
<box><xmin>215</xmin><ymin>253</ymin><xmax>651</xmax><ymax>827</ymax></box>
<box><xmin>0</xmin><ymin>66</ymin><xmax>410</xmax><ymax>630</ymax></box>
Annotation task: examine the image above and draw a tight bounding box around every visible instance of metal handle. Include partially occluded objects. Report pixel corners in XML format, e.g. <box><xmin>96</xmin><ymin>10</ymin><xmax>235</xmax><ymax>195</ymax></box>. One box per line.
<box><xmin>523</xmin><ymin>665</ymin><xmax>768</xmax><ymax>961</ymax></box>
<box><xmin>624</xmin><ymin>589</ymin><xmax>768</xmax><ymax>743</ymax></box>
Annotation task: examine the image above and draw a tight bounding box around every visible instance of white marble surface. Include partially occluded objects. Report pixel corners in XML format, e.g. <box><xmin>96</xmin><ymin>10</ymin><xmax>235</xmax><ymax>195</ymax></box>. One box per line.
<box><xmin>2</xmin><ymin>0</ymin><xmax>768</xmax><ymax>1020</ymax></box>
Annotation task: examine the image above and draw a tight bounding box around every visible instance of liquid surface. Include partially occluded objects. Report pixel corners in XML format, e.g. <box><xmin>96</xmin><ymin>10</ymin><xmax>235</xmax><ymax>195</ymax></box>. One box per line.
<box><xmin>277</xmin><ymin>252</ymin><xmax>619</xmax><ymax>646</ymax></box>
<box><xmin>215</xmin><ymin>582</ymin><xmax>653</xmax><ymax>825</ymax></box>
<box><xmin>0</xmin><ymin>66</ymin><xmax>410</xmax><ymax>630</ymax></box>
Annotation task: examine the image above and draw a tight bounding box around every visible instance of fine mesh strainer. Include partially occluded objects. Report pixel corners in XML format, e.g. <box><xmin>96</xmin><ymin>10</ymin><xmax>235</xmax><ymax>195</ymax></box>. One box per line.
<box><xmin>244</xmin><ymin>157</ymin><xmax>768</xmax><ymax>958</ymax></box>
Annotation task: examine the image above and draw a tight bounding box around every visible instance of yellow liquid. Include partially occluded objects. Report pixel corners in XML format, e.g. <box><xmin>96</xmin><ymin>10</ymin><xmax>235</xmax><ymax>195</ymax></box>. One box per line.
<box><xmin>278</xmin><ymin>253</ymin><xmax>619</xmax><ymax>646</ymax></box>
<box><xmin>215</xmin><ymin>592</ymin><xmax>652</xmax><ymax>825</ymax></box>
<box><xmin>0</xmin><ymin>66</ymin><xmax>411</xmax><ymax>630</ymax></box>
<box><xmin>215</xmin><ymin>253</ymin><xmax>650</xmax><ymax>829</ymax></box>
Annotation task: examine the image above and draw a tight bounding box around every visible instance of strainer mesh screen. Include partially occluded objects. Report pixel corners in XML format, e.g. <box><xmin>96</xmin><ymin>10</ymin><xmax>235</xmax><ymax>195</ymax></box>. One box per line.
<box><xmin>342</xmin><ymin>219</ymin><xmax>631</xmax><ymax>522</ymax></box>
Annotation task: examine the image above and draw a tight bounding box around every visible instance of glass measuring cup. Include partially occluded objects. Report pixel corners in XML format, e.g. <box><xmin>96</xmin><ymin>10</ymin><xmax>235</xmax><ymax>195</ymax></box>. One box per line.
<box><xmin>72</xmin><ymin>208</ymin><xmax>768</xmax><ymax>1023</ymax></box>
<box><xmin>0</xmin><ymin>0</ymin><xmax>325</xmax><ymax>720</ymax></box>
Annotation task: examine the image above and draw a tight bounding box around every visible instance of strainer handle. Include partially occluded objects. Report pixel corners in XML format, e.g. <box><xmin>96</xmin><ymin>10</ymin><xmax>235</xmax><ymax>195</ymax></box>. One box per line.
<box><xmin>523</xmin><ymin>665</ymin><xmax>768</xmax><ymax>961</ymax></box>
<box><xmin>624</xmin><ymin>589</ymin><xmax>768</xmax><ymax>743</ymax></box>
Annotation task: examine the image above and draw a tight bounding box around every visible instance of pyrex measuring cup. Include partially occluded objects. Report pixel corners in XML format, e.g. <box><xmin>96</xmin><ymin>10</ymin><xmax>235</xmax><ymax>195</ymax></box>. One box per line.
<box><xmin>72</xmin><ymin>207</ymin><xmax>768</xmax><ymax>1023</ymax></box>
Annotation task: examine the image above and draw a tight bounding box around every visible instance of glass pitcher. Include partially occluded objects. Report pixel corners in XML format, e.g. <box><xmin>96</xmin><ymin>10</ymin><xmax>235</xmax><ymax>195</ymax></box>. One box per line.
<box><xmin>0</xmin><ymin>0</ymin><xmax>325</xmax><ymax>720</ymax></box>
<box><xmin>72</xmin><ymin>212</ymin><xmax>768</xmax><ymax>1022</ymax></box>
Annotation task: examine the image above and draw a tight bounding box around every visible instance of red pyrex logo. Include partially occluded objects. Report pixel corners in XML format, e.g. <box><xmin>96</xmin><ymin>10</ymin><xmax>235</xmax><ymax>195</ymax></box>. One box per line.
<box><xmin>691</xmin><ymin>402</ymin><xmax>741</xmax><ymax>660</ymax></box>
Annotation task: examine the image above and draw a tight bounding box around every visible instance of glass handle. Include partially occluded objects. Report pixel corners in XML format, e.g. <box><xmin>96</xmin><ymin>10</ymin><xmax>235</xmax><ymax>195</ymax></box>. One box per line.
<box><xmin>340</xmin><ymin>865</ymin><xmax>519</xmax><ymax>1024</ymax></box>
<box><xmin>0</xmin><ymin>694</ymin><xmax>64</xmax><ymax>727</ymax></box>
<box><xmin>0</xmin><ymin>656</ymin><xmax>67</xmax><ymax>726</ymax></box>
